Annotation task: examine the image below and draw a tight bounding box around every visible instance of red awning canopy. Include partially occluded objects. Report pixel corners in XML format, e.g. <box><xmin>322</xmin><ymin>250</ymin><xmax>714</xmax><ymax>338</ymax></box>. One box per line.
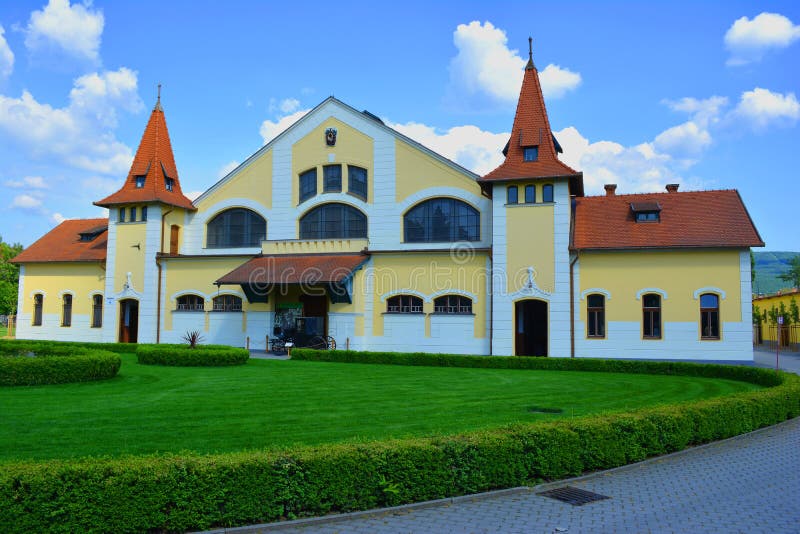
<box><xmin>215</xmin><ymin>253</ymin><xmax>369</xmax><ymax>286</ymax></box>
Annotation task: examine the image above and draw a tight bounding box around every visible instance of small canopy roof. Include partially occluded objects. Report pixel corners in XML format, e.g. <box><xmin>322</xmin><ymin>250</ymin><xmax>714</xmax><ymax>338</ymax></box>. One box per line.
<box><xmin>216</xmin><ymin>253</ymin><xmax>369</xmax><ymax>285</ymax></box>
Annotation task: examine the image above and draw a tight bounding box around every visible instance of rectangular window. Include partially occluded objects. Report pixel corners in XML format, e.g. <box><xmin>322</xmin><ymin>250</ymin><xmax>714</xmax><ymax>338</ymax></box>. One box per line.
<box><xmin>165</xmin><ymin>177</ymin><xmax>175</xmax><ymax>192</ymax></box>
<box><xmin>507</xmin><ymin>185</ymin><xmax>518</xmax><ymax>204</ymax></box>
<box><xmin>118</xmin><ymin>207</ymin><xmax>126</xmax><ymax>223</ymax></box>
<box><xmin>643</xmin><ymin>294</ymin><xmax>661</xmax><ymax>339</ymax></box>
<box><xmin>134</xmin><ymin>175</ymin><xmax>145</xmax><ymax>188</ymax></box>
<box><xmin>323</xmin><ymin>164</ymin><xmax>342</xmax><ymax>193</ymax></box>
<box><xmin>32</xmin><ymin>294</ymin><xmax>43</xmax><ymax>326</ymax></box>
<box><xmin>130</xmin><ymin>207</ymin><xmax>137</xmax><ymax>222</ymax></box>
<box><xmin>525</xmin><ymin>184</ymin><xmax>536</xmax><ymax>204</ymax></box>
<box><xmin>635</xmin><ymin>212</ymin><xmax>659</xmax><ymax>222</ymax></box>
<box><xmin>62</xmin><ymin>294</ymin><xmax>72</xmax><ymax>327</ymax></box>
<box><xmin>700</xmin><ymin>294</ymin><xmax>720</xmax><ymax>340</ymax></box>
<box><xmin>542</xmin><ymin>184</ymin><xmax>554</xmax><ymax>203</ymax></box>
<box><xmin>587</xmin><ymin>295</ymin><xmax>606</xmax><ymax>338</ymax></box>
<box><xmin>299</xmin><ymin>168</ymin><xmax>317</xmax><ymax>203</ymax></box>
<box><xmin>523</xmin><ymin>146</ymin><xmax>538</xmax><ymax>161</ymax></box>
<box><xmin>348</xmin><ymin>166</ymin><xmax>368</xmax><ymax>201</ymax></box>
<box><xmin>91</xmin><ymin>295</ymin><xmax>103</xmax><ymax>328</ymax></box>
<box><xmin>141</xmin><ymin>206</ymin><xmax>148</xmax><ymax>221</ymax></box>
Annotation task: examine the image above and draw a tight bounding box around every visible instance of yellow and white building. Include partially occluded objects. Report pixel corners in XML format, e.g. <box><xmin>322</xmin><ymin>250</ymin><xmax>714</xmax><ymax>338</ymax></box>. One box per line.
<box><xmin>12</xmin><ymin>48</ymin><xmax>764</xmax><ymax>359</ymax></box>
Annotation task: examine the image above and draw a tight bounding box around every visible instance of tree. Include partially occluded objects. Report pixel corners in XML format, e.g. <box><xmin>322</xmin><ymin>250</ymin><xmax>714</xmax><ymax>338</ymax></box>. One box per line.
<box><xmin>0</xmin><ymin>236</ymin><xmax>24</xmax><ymax>315</ymax></box>
<box><xmin>778</xmin><ymin>255</ymin><xmax>800</xmax><ymax>289</ymax></box>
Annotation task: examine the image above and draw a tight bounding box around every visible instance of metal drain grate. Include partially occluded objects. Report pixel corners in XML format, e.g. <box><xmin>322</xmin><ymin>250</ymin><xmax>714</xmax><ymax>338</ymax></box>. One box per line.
<box><xmin>537</xmin><ymin>486</ymin><xmax>610</xmax><ymax>506</ymax></box>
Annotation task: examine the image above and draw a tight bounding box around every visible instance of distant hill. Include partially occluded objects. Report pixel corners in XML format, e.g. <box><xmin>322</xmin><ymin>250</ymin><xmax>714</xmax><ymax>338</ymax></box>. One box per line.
<box><xmin>753</xmin><ymin>251</ymin><xmax>799</xmax><ymax>295</ymax></box>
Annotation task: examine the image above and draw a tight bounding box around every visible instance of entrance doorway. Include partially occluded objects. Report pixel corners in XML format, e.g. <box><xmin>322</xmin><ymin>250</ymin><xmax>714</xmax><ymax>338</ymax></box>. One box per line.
<box><xmin>299</xmin><ymin>294</ymin><xmax>328</xmax><ymax>337</ymax></box>
<box><xmin>515</xmin><ymin>299</ymin><xmax>548</xmax><ymax>356</ymax></box>
<box><xmin>119</xmin><ymin>299</ymin><xmax>139</xmax><ymax>343</ymax></box>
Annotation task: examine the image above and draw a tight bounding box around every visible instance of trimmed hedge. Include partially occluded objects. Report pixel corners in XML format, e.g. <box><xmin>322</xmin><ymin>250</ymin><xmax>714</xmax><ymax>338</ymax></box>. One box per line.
<box><xmin>136</xmin><ymin>344</ymin><xmax>249</xmax><ymax>366</ymax></box>
<box><xmin>291</xmin><ymin>349</ymin><xmax>785</xmax><ymax>386</ymax></box>
<box><xmin>0</xmin><ymin>338</ymin><xmax>138</xmax><ymax>355</ymax></box>
<box><xmin>0</xmin><ymin>342</ymin><xmax>121</xmax><ymax>386</ymax></box>
<box><xmin>0</xmin><ymin>351</ymin><xmax>798</xmax><ymax>532</ymax></box>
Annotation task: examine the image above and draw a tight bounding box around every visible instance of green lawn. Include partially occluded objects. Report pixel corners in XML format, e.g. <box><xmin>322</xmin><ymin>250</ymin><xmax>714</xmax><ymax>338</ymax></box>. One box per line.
<box><xmin>0</xmin><ymin>325</ymin><xmax>7</xmax><ymax>338</ymax></box>
<box><xmin>0</xmin><ymin>354</ymin><xmax>760</xmax><ymax>462</ymax></box>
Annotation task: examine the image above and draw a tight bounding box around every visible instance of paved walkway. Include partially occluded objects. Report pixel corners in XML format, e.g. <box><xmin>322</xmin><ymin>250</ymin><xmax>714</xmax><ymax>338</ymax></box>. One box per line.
<box><xmin>215</xmin><ymin>350</ymin><xmax>800</xmax><ymax>534</ymax></box>
<box><xmin>213</xmin><ymin>417</ymin><xmax>800</xmax><ymax>534</ymax></box>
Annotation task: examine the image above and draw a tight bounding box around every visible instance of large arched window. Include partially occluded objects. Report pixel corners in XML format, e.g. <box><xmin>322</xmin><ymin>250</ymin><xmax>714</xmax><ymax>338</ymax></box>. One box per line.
<box><xmin>206</xmin><ymin>208</ymin><xmax>266</xmax><ymax>248</ymax></box>
<box><xmin>404</xmin><ymin>198</ymin><xmax>480</xmax><ymax>243</ymax></box>
<box><xmin>299</xmin><ymin>203</ymin><xmax>367</xmax><ymax>239</ymax></box>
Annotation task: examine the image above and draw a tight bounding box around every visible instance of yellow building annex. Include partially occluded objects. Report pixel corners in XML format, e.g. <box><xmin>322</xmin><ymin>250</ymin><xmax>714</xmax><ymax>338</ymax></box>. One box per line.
<box><xmin>12</xmin><ymin>45</ymin><xmax>764</xmax><ymax>359</ymax></box>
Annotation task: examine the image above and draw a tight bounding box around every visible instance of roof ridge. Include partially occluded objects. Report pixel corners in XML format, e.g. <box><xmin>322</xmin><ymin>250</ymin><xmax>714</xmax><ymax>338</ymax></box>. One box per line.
<box><xmin>581</xmin><ymin>188</ymin><xmax>739</xmax><ymax>199</ymax></box>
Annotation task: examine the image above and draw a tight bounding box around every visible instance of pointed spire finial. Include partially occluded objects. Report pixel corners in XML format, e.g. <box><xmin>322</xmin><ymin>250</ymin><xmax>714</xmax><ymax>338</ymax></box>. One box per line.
<box><xmin>526</xmin><ymin>37</ymin><xmax>535</xmax><ymax>70</ymax></box>
<box><xmin>155</xmin><ymin>83</ymin><xmax>163</xmax><ymax>111</ymax></box>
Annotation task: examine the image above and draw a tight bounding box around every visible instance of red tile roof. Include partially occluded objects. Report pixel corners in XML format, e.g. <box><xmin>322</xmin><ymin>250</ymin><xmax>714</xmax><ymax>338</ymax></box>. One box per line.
<box><xmin>216</xmin><ymin>253</ymin><xmax>370</xmax><ymax>285</ymax></box>
<box><xmin>11</xmin><ymin>218</ymin><xmax>108</xmax><ymax>263</ymax></box>
<box><xmin>572</xmin><ymin>190</ymin><xmax>764</xmax><ymax>250</ymax></box>
<box><xmin>481</xmin><ymin>58</ymin><xmax>582</xmax><ymax>192</ymax></box>
<box><xmin>95</xmin><ymin>101</ymin><xmax>195</xmax><ymax>210</ymax></box>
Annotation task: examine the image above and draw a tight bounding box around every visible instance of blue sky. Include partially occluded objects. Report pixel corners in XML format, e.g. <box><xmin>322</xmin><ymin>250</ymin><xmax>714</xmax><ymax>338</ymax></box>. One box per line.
<box><xmin>0</xmin><ymin>1</ymin><xmax>798</xmax><ymax>250</ymax></box>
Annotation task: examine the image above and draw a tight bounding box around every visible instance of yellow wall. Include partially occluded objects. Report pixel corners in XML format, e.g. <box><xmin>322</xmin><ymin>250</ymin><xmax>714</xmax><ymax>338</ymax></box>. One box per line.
<box><xmin>395</xmin><ymin>139</ymin><xmax>481</xmax><ymax>204</ymax></box>
<box><xmin>161</xmin><ymin>208</ymin><xmax>187</xmax><ymax>254</ymax></box>
<box><xmin>197</xmin><ymin>150</ymin><xmax>273</xmax><ymax>211</ymax></box>
<box><xmin>505</xmin><ymin>197</ymin><xmax>555</xmax><ymax>294</ymax></box>
<box><xmin>369</xmin><ymin>253</ymin><xmax>488</xmax><ymax>338</ymax></box>
<box><xmin>113</xmin><ymin>221</ymin><xmax>148</xmax><ymax>295</ymax></box>
<box><xmin>21</xmin><ymin>263</ymin><xmax>105</xmax><ymax>315</ymax></box>
<box><xmin>753</xmin><ymin>291</ymin><xmax>799</xmax><ymax>342</ymax></box>
<box><xmin>578</xmin><ymin>249</ymin><xmax>742</xmax><ymax>324</ymax></box>
<box><xmin>292</xmin><ymin>118</ymin><xmax>374</xmax><ymax>206</ymax></box>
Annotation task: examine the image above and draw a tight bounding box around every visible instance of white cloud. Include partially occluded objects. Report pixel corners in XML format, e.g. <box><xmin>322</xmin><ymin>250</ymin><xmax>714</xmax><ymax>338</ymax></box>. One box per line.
<box><xmin>259</xmin><ymin>108</ymin><xmax>310</xmax><ymax>144</ymax></box>
<box><xmin>217</xmin><ymin>160</ymin><xmax>239</xmax><ymax>179</ymax></box>
<box><xmin>732</xmin><ymin>87</ymin><xmax>800</xmax><ymax>129</ymax></box>
<box><xmin>279</xmin><ymin>98</ymin><xmax>300</xmax><ymax>114</ymax></box>
<box><xmin>0</xmin><ymin>67</ymin><xmax>141</xmax><ymax>174</ymax></box>
<box><xmin>4</xmin><ymin>176</ymin><xmax>49</xmax><ymax>189</ymax></box>
<box><xmin>11</xmin><ymin>194</ymin><xmax>43</xmax><ymax>209</ymax></box>
<box><xmin>555</xmin><ymin>126</ymin><xmax>696</xmax><ymax>194</ymax></box>
<box><xmin>80</xmin><ymin>176</ymin><xmax>118</xmax><ymax>196</ymax></box>
<box><xmin>185</xmin><ymin>191</ymin><xmax>203</xmax><ymax>201</ymax></box>
<box><xmin>664</xmin><ymin>96</ymin><xmax>728</xmax><ymax>128</ymax></box>
<box><xmin>448</xmin><ymin>20</ymin><xmax>581</xmax><ymax>103</ymax></box>
<box><xmin>51</xmin><ymin>212</ymin><xmax>66</xmax><ymax>224</ymax></box>
<box><xmin>388</xmin><ymin>120</ymin><xmax>509</xmax><ymax>175</ymax></box>
<box><xmin>0</xmin><ymin>25</ymin><xmax>13</xmax><ymax>80</ymax></box>
<box><xmin>725</xmin><ymin>12</ymin><xmax>800</xmax><ymax>65</ymax></box>
<box><xmin>25</xmin><ymin>0</ymin><xmax>104</xmax><ymax>63</ymax></box>
<box><xmin>539</xmin><ymin>64</ymin><xmax>582</xmax><ymax>99</ymax></box>
<box><xmin>653</xmin><ymin>121</ymin><xmax>712</xmax><ymax>156</ymax></box>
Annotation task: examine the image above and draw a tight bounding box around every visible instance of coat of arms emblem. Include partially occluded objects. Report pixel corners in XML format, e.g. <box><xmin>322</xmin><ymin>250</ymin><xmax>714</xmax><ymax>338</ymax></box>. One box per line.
<box><xmin>325</xmin><ymin>127</ymin><xmax>337</xmax><ymax>146</ymax></box>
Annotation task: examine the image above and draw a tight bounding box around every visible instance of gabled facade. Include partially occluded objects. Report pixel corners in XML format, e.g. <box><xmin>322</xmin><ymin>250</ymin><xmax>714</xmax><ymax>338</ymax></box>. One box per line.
<box><xmin>12</xmin><ymin>44</ymin><xmax>764</xmax><ymax>359</ymax></box>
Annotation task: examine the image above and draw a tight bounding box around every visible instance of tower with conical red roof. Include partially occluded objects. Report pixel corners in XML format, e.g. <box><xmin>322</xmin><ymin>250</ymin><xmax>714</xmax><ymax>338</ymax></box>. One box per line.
<box><xmin>482</xmin><ymin>38</ymin><xmax>583</xmax><ymax>357</ymax></box>
<box><xmin>97</xmin><ymin>91</ymin><xmax>195</xmax><ymax>343</ymax></box>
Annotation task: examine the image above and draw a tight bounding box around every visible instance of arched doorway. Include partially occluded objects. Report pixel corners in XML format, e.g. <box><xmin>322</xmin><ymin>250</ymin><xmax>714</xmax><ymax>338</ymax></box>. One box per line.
<box><xmin>119</xmin><ymin>299</ymin><xmax>139</xmax><ymax>343</ymax></box>
<box><xmin>515</xmin><ymin>299</ymin><xmax>548</xmax><ymax>356</ymax></box>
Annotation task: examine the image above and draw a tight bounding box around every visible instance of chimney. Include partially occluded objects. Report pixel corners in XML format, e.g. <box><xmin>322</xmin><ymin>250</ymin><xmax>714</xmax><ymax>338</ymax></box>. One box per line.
<box><xmin>604</xmin><ymin>184</ymin><xmax>617</xmax><ymax>196</ymax></box>
<box><xmin>666</xmin><ymin>183</ymin><xmax>679</xmax><ymax>193</ymax></box>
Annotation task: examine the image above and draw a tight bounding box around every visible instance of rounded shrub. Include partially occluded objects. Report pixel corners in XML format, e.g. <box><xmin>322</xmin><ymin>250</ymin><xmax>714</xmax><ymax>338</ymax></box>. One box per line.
<box><xmin>0</xmin><ymin>341</ymin><xmax>121</xmax><ymax>386</ymax></box>
<box><xmin>136</xmin><ymin>344</ymin><xmax>249</xmax><ymax>366</ymax></box>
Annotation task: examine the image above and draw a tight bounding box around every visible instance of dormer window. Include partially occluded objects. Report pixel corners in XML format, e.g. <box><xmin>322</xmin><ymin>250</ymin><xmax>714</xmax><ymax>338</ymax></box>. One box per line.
<box><xmin>631</xmin><ymin>202</ymin><xmax>661</xmax><ymax>223</ymax></box>
<box><xmin>134</xmin><ymin>175</ymin><xmax>146</xmax><ymax>188</ymax></box>
<box><xmin>523</xmin><ymin>146</ymin><xmax>538</xmax><ymax>162</ymax></box>
<box><xmin>165</xmin><ymin>177</ymin><xmax>175</xmax><ymax>192</ymax></box>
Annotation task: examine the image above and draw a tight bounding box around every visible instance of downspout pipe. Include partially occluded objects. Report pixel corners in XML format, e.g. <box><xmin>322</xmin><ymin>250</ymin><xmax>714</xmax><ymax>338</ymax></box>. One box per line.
<box><xmin>569</xmin><ymin>253</ymin><xmax>578</xmax><ymax>358</ymax></box>
<box><xmin>156</xmin><ymin>208</ymin><xmax>174</xmax><ymax>344</ymax></box>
